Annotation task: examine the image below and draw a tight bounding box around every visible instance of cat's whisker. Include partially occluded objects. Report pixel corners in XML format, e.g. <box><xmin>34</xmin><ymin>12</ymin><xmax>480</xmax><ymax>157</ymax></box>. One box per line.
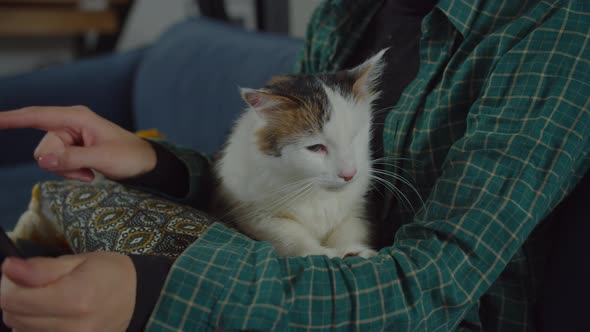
<box><xmin>371</xmin><ymin>156</ymin><xmax>418</xmax><ymax>181</ymax></box>
<box><xmin>371</xmin><ymin>105</ymin><xmax>397</xmax><ymax>115</ymax></box>
<box><xmin>219</xmin><ymin>179</ymin><xmax>315</xmax><ymax>224</ymax></box>
<box><xmin>368</xmin><ymin>174</ymin><xmax>414</xmax><ymax>212</ymax></box>
<box><xmin>371</xmin><ymin>177</ymin><xmax>415</xmax><ymax>214</ymax></box>
<box><xmin>372</xmin><ymin>169</ymin><xmax>417</xmax><ymax>193</ymax></box>
<box><xmin>372</xmin><ymin>156</ymin><xmax>421</xmax><ymax>163</ymax></box>
<box><xmin>371</xmin><ymin>156</ymin><xmax>423</xmax><ymax>185</ymax></box>
<box><xmin>371</xmin><ymin>169</ymin><xmax>425</xmax><ymax>210</ymax></box>
<box><xmin>260</xmin><ymin>182</ymin><xmax>314</xmax><ymax>216</ymax></box>
<box><xmin>370</xmin><ymin>162</ymin><xmax>417</xmax><ymax>183</ymax></box>
<box><xmin>263</xmin><ymin>178</ymin><xmax>320</xmax><ymax>216</ymax></box>
<box><xmin>368</xmin><ymin>173</ymin><xmax>404</xmax><ymax>200</ymax></box>
<box><xmin>266</xmin><ymin>178</ymin><xmax>312</xmax><ymax>195</ymax></box>
<box><xmin>369</xmin><ymin>182</ymin><xmax>387</xmax><ymax>198</ymax></box>
<box><xmin>231</xmin><ymin>180</ymin><xmax>318</xmax><ymax>224</ymax></box>
<box><xmin>250</xmin><ymin>185</ymin><xmax>316</xmax><ymax>223</ymax></box>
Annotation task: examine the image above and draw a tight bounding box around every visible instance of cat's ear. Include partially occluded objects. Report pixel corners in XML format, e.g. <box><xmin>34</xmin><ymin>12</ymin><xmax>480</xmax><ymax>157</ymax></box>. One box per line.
<box><xmin>349</xmin><ymin>48</ymin><xmax>387</xmax><ymax>100</ymax></box>
<box><xmin>240</xmin><ymin>88</ymin><xmax>297</xmax><ymax>116</ymax></box>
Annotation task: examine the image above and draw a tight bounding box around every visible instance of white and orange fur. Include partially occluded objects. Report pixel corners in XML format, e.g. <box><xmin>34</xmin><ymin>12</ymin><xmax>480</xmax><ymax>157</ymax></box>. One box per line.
<box><xmin>213</xmin><ymin>50</ymin><xmax>386</xmax><ymax>258</ymax></box>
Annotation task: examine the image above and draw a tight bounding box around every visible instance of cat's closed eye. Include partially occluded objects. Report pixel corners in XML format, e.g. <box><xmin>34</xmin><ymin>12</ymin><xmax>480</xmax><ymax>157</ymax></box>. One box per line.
<box><xmin>306</xmin><ymin>144</ymin><xmax>328</xmax><ymax>154</ymax></box>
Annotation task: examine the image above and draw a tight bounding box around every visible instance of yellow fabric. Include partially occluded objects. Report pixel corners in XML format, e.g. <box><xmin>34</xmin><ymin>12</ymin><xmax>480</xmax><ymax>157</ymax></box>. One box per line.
<box><xmin>31</xmin><ymin>183</ymin><xmax>40</xmax><ymax>202</ymax></box>
<box><xmin>135</xmin><ymin>128</ymin><xmax>164</xmax><ymax>139</ymax></box>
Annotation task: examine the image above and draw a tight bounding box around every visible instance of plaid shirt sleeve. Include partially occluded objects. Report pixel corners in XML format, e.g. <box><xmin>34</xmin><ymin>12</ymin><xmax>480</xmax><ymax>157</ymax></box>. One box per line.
<box><xmin>146</xmin><ymin>1</ymin><xmax>590</xmax><ymax>331</ymax></box>
<box><xmin>294</xmin><ymin>0</ymin><xmax>382</xmax><ymax>74</ymax></box>
<box><xmin>383</xmin><ymin>11</ymin><xmax>590</xmax><ymax>332</ymax></box>
<box><xmin>145</xmin><ymin>138</ymin><xmax>212</xmax><ymax>208</ymax></box>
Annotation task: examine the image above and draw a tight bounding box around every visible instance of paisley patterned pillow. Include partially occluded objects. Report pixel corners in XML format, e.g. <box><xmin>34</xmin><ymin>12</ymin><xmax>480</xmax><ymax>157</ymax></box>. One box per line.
<box><xmin>14</xmin><ymin>180</ymin><xmax>215</xmax><ymax>258</ymax></box>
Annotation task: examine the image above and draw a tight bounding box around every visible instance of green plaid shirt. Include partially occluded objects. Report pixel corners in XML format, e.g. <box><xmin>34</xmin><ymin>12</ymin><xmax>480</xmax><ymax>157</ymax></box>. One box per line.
<box><xmin>146</xmin><ymin>0</ymin><xmax>590</xmax><ymax>331</ymax></box>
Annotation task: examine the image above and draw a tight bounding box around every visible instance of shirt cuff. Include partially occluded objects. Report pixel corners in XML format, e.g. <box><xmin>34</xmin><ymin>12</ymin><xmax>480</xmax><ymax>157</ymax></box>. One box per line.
<box><xmin>120</xmin><ymin>140</ymin><xmax>190</xmax><ymax>199</ymax></box>
<box><xmin>127</xmin><ymin>255</ymin><xmax>175</xmax><ymax>332</ymax></box>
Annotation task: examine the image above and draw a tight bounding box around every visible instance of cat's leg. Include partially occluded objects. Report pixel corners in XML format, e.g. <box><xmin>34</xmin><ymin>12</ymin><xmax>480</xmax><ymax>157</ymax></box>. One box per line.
<box><xmin>238</xmin><ymin>218</ymin><xmax>341</xmax><ymax>258</ymax></box>
<box><xmin>325</xmin><ymin>217</ymin><xmax>378</xmax><ymax>258</ymax></box>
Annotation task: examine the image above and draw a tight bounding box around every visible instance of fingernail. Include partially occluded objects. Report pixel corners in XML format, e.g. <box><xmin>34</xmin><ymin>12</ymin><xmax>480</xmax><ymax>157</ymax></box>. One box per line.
<box><xmin>38</xmin><ymin>154</ymin><xmax>59</xmax><ymax>168</ymax></box>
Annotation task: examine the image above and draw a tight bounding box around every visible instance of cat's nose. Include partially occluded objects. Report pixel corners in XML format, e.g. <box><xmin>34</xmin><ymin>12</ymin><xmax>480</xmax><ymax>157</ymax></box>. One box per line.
<box><xmin>338</xmin><ymin>169</ymin><xmax>357</xmax><ymax>182</ymax></box>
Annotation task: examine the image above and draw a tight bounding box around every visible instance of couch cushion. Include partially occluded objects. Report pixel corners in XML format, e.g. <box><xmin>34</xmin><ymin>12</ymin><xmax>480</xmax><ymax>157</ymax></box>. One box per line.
<box><xmin>134</xmin><ymin>18</ymin><xmax>303</xmax><ymax>154</ymax></box>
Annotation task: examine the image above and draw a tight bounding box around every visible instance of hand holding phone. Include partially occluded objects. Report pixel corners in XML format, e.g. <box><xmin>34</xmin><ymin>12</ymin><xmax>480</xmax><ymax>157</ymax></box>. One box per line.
<box><xmin>0</xmin><ymin>227</ymin><xmax>23</xmax><ymax>260</ymax></box>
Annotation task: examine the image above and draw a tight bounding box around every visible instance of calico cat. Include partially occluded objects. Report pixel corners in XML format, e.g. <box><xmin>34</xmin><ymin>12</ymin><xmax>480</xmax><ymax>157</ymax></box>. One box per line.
<box><xmin>213</xmin><ymin>50</ymin><xmax>386</xmax><ymax>258</ymax></box>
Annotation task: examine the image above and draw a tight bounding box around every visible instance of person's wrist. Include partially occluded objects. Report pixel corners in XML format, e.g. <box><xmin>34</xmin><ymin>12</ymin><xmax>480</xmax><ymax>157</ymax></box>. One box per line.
<box><xmin>134</xmin><ymin>138</ymin><xmax>158</xmax><ymax>177</ymax></box>
<box><xmin>114</xmin><ymin>254</ymin><xmax>137</xmax><ymax>331</ymax></box>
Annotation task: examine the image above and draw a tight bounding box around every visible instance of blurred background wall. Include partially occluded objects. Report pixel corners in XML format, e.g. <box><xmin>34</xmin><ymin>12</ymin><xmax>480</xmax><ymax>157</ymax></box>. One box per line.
<box><xmin>0</xmin><ymin>0</ymin><xmax>321</xmax><ymax>77</ymax></box>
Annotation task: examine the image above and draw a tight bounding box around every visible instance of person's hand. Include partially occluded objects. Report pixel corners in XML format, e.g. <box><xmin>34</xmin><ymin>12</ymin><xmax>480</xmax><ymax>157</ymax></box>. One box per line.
<box><xmin>0</xmin><ymin>252</ymin><xmax>136</xmax><ymax>332</ymax></box>
<box><xmin>0</xmin><ymin>106</ymin><xmax>156</xmax><ymax>181</ymax></box>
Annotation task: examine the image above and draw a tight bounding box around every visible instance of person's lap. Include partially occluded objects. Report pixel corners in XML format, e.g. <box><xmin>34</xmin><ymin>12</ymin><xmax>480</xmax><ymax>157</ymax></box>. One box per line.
<box><xmin>0</xmin><ymin>171</ymin><xmax>588</xmax><ymax>331</ymax></box>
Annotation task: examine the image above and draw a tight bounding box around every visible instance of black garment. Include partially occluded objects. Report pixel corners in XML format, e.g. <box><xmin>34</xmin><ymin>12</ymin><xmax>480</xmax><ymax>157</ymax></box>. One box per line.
<box><xmin>127</xmin><ymin>255</ymin><xmax>175</xmax><ymax>332</ymax></box>
<box><xmin>536</xmin><ymin>169</ymin><xmax>590</xmax><ymax>332</ymax></box>
<box><xmin>343</xmin><ymin>0</ymin><xmax>439</xmax><ymax>249</ymax></box>
<box><xmin>120</xmin><ymin>140</ymin><xmax>190</xmax><ymax>199</ymax></box>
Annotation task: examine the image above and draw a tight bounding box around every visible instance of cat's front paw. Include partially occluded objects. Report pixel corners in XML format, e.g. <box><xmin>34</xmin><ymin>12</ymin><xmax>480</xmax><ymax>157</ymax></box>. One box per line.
<box><xmin>339</xmin><ymin>245</ymin><xmax>378</xmax><ymax>259</ymax></box>
<box><xmin>355</xmin><ymin>249</ymin><xmax>378</xmax><ymax>259</ymax></box>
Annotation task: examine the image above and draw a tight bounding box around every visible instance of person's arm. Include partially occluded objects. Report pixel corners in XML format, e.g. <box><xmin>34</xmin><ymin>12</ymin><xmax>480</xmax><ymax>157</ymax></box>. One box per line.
<box><xmin>118</xmin><ymin>139</ymin><xmax>213</xmax><ymax>211</ymax></box>
<box><xmin>119</xmin><ymin>140</ymin><xmax>189</xmax><ymax>198</ymax></box>
<box><xmin>145</xmin><ymin>14</ymin><xmax>590</xmax><ymax>332</ymax></box>
<box><xmin>116</xmin><ymin>139</ymin><xmax>213</xmax><ymax>331</ymax></box>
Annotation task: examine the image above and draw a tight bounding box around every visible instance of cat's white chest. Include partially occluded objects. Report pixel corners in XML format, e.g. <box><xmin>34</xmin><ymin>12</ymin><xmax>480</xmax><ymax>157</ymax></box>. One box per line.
<box><xmin>291</xmin><ymin>192</ymin><xmax>359</xmax><ymax>239</ymax></box>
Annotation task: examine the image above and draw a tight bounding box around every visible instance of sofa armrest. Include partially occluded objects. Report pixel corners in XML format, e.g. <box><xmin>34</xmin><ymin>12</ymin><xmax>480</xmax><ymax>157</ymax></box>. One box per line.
<box><xmin>0</xmin><ymin>48</ymin><xmax>145</xmax><ymax>165</ymax></box>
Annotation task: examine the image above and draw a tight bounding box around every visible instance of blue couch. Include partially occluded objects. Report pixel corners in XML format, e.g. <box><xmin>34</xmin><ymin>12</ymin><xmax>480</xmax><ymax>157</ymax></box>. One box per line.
<box><xmin>0</xmin><ymin>18</ymin><xmax>303</xmax><ymax>228</ymax></box>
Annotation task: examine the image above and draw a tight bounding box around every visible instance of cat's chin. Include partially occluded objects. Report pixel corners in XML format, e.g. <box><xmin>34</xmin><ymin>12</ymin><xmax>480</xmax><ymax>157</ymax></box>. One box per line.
<box><xmin>320</xmin><ymin>182</ymin><xmax>350</xmax><ymax>192</ymax></box>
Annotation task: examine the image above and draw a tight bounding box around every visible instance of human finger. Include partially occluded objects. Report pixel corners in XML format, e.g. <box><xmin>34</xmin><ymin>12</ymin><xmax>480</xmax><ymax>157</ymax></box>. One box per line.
<box><xmin>3</xmin><ymin>313</ymin><xmax>78</xmax><ymax>332</ymax></box>
<box><xmin>1</xmin><ymin>256</ymin><xmax>88</xmax><ymax>316</ymax></box>
<box><xmin>59</xmin><ymin>169</ymin><xmax>95</xmax><ymax>182</ymax></box>
<box><xmin>37</xmin><ymin>144</ymin><xmax>123</xmax><ymax>178</ymax></box>
<box><xmin>43</xmin><ymin>142</ymin><xmax>154</xmax><ymax>180</ymax></box>
<box><xmin>33</xmin><ymin>131</ymin><xmax>70</xmax><ymax>161</ymax></box>
<box><xmin>0</xmin><ymin>276</ymin><xmax>76</xmax><ymax>317</ymax></box>
<box><xmin>0</xmin><ymin>106</ymin><xmax>93</xmax><ymax>132</ymax></box>
<box><xmin>2</xmin><ymin>256</ymin><xmax>85</xmax><ymax>288</ymax></box>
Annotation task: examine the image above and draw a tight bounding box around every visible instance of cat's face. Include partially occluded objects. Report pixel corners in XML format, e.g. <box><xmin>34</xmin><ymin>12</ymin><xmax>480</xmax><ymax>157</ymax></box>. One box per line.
<box><xmin>278</xmin><ymin>87</ymin><xmax>372</xmax><ymax>191</ymax></box>
<box><xmin>241</xmin><ymin>50</ymin><xmax>385</xmax><ymax>191</ymax></box>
